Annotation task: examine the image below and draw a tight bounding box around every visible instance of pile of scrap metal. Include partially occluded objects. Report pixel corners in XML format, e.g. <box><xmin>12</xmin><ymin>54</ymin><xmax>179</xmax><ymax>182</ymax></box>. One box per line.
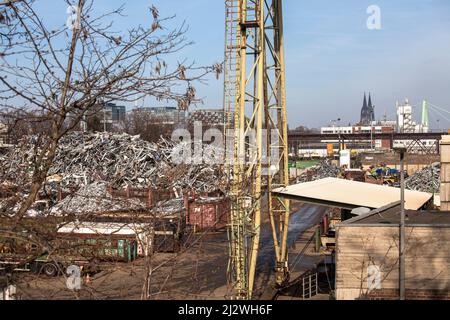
<box><xmin>49</xmin><ymin>182</ymin><xmax>147</xmax><ymax>216</ymax></box>
<box><xmin>295</xmin><ymin>159</ymin><xmax>341</xmax><ymax>183</ymax></box>
<box><xmin>0</xmin><ymin>132</ymin><xmax>228</xmax><ymax>205</ymax></box>
<box><xmin>405</xmin><ymin>162</ymin><xmax>440</xmax><ymax>193</ymax></box>
<box><xmin>0</xmin><ymin>132</ymin><xmax>229</xmax><ymax>262</ymax></box>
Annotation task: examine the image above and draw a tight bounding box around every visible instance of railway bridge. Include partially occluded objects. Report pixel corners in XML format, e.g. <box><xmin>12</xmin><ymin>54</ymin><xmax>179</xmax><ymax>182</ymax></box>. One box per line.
<box><xmin>288</xmin><ymin>131</ymin><xmax>449</xmax><ymax>155</ymax></box>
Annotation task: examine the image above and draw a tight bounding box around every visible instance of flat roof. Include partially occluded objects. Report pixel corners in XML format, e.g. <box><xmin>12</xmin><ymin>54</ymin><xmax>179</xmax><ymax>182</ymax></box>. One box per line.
<box><xmin>58</xmin><ymin>222</ymin><xmax>148</xmax><ymax>236</ymax></box>
<box><xmin>272</xmin><ymin>178</ymin><xmax>432</xmax><ymax>210</ymax></box>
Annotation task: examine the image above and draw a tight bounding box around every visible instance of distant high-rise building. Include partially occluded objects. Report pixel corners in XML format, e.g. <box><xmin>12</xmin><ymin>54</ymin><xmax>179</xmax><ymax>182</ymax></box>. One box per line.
<box><xmin>396</xmin><ymin>98</ymin><xmax>429</xmax><ymax>133</ymax></box>
<box><xmin>84</xmin><ymin>102</ymin><xmax>126</xmax><ymax>132</ymax></box>
<box><xmin>136</xmin><ymin>106</ymin><xmax>187</xmax><ymax>125</ymax></box>
<box><xmin>360</xmin><ymin>93</ymin><xmax>375</xmax><ymax>125</ymax></box>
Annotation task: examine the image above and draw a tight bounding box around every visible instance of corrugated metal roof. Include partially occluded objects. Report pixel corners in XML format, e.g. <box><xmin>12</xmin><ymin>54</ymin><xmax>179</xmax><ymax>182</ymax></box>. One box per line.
<box><xmin>272</xmin><ymin>178</ymin><xmax>432</xmax><ymax>210</ymax></box>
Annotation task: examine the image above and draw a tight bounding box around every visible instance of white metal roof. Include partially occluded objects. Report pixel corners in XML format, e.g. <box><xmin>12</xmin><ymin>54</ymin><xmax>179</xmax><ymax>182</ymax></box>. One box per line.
<box><xmin>272</xmin><ymin>178</ymin><xmax>432</xmax><ymax>210</ymax></box>
<box><xmin>57</xmin><ymin>222</ymin><xmax>149</xmax><ymax>236</ymax></box>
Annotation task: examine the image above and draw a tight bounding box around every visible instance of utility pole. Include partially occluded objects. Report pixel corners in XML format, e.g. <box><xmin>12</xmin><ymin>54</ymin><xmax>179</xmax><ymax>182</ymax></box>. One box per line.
<box><xmin>371</xmin><ymin>126</ymin><xmax>374</xmax><ymax>151</ymax></box>
<box><xmin>394</xmin><ymin>147</ymin><xmax>406</xmax><ymax>300</ymax></box>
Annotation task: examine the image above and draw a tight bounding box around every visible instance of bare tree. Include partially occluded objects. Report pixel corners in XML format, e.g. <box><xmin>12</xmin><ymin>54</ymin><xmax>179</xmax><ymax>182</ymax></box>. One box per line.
<box><xmin>0</xmin><ymin>0</ymin><xmax>217</xmax><ymax>219</ymax></box>
<box><xmin>0</xmin><ymin>0</ymin><xmax>223</xmax><ymax>300</ymax></box>
<box><xmin>120</xmin><ymin>109</ymin><xmax>177</xmax><ymax>142</ymax></box>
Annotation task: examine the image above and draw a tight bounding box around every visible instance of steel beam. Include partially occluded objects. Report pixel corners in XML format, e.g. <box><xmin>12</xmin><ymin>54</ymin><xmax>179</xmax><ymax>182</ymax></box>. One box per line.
<box><xmin>224</xmin><ymin>0</ymin><xmax>290</xmax><ymax>299</ymax></box>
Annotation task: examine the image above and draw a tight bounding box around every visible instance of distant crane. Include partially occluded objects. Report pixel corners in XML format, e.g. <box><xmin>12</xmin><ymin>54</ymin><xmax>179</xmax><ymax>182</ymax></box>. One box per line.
<box><xmin>223</xmin><ymin>0</ymin><xmax>290</xmax><ymax>299</ymax></box>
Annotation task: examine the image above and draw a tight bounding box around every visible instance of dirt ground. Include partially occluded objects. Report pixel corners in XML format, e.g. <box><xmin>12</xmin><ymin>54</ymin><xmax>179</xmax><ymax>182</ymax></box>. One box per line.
<box><xmin>13</xmin><ymin>203</ymin><xmax>330</xmax><ymax>300</ymax></box>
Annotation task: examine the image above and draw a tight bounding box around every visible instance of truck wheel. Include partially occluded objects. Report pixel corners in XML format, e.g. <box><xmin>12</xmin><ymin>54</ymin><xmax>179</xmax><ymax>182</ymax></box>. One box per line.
<box><xmin>42</xmin><ymin>263</ymin><xmax>59</xmax><ymax>277</ymax></box>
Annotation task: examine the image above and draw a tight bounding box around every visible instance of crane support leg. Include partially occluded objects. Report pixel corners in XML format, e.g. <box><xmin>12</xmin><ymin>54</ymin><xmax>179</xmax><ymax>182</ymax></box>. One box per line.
<box><xmin>224</xmin><ymin>0</ymin><xmax>291</xmax><ymax>298</ymax></box>
<box><xmin>265</xmin><ymin>0</ymin><xmax>290</xmax><ymax>286</ymax></box>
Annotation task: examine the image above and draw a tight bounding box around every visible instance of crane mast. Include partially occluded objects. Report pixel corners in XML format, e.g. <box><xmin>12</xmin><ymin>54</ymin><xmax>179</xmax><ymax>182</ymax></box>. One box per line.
<box><xmin>224</xmin><ymin>0</ymin><xmax>290</xmax><ymax>299</ymax></box>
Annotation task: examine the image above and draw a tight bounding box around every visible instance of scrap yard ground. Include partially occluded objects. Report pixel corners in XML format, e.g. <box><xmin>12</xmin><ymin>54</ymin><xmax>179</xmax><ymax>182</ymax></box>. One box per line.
<box><xmin>13</xmin><ymin>203</ymin><xmax>328</xmax><ymax>300</ymax></box>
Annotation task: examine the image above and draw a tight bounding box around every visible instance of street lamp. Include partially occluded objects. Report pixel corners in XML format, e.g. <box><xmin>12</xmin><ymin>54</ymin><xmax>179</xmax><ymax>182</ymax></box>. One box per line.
<box><xmin>394</xmin><ymin>146</ymin><xmax>407</xmax><ymax>300</ymax></box>
<box><xmin>330</xmin><ymin>118</ymin><xmax>342</xmax><ymax>151</ymax></box>
<box><xmin>371</xmin><ymin>125</ymin><xmax>374</xmax><ymax>151</ymax></box>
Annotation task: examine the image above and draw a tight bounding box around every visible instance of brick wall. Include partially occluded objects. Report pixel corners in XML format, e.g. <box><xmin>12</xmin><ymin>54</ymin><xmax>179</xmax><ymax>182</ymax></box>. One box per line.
<box><xmin>362</xmin><ymin>289</ymin><xmax>450</xmax><ymax>300</ymax></box>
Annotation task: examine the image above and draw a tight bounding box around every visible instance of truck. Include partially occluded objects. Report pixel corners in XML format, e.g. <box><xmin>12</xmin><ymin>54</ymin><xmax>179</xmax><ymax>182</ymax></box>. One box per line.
<box><xmin>0</xmin><ymin>226</ymin><xmax>138</xmax><ymax>277</ymax></box>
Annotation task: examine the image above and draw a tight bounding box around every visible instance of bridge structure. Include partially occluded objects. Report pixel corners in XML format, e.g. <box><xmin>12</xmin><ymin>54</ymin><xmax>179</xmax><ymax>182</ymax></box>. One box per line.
<box><xmin>288</xmin><ymin>131</ymin><xmax>450</xmax><ymax>155</ymax></box>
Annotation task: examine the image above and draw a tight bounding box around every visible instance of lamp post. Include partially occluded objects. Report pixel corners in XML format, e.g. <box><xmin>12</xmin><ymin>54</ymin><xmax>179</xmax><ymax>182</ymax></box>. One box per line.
<box><xmin>370</xmin><ymin>125</ymin><xmax>374</xmax><ymax>151</ymax></box>
<box><xmin>394</xmin><ymin>146</ymin><xmax>406</xmax><ymax>300</ymax></box>
<box><xmin>331</xmin><ymin>118</ymin><xmax>342</xmax><ymax>150</ymax></box>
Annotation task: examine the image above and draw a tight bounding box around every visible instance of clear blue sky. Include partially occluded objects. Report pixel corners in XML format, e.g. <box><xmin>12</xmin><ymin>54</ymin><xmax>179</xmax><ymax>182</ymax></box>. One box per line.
<box><xmin>36</xmin><ymin>1</ymin><xmax>450</xmax><ymax>128</ymax></box>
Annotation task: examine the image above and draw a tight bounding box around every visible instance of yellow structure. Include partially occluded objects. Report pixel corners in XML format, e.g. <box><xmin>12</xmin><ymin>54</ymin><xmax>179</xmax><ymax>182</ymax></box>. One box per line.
<box><xmin>327</xmin><ymin>144</ymin><xmax>334</xmax><ymax>157</ymax></box>
<box><xmin>224</xmin><ymin>0</ymin><xmax>290</xmax><ymax>299</ymax></box>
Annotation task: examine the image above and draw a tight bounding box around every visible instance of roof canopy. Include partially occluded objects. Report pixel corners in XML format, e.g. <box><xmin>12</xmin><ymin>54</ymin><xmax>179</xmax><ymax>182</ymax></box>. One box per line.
<box><xmin>272</xmin><ymin>178</ymin><xmax>432</xmax><ymax>210</ymax></box>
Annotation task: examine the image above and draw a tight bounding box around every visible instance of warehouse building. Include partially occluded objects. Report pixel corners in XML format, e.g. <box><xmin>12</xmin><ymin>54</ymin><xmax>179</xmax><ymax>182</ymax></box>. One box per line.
<box><xmin>335</xmin><ymin>202</ymin><xmax>450</xmax><ymax>300</ymax></box>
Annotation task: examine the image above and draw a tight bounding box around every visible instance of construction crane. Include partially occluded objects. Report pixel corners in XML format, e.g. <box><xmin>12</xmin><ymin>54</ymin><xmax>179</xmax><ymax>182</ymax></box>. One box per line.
<box><xmin>223</xmin><ymin>0</ymin><xmax>290</xmax><ymax>299</ymax></box>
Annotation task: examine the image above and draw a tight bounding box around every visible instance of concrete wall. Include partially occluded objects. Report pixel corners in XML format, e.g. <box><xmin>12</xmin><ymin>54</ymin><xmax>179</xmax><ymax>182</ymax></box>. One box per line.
<box><xmin>441</xmin><ymin>136</ymin><xmax>450</xmax><ymax>210</ymax></box>
<box><xmin>336</xmin><ymin>225</ymin><xmax>450</xmax><ymax>300</ymax></box>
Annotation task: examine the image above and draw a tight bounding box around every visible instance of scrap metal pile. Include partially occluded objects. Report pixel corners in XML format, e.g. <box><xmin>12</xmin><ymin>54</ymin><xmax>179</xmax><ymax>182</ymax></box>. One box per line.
<box><xmin>405</xmin><ymin>162</ymin><xmax>440</xmax><ymax>193</ymax></box>
<box><xmin>0</xmin><ymin>132</ymin><xmax>227</xmax><ymax>195</ymax></box>
<box><xmin>49</xmin><ymin>182</ymin><xmax>185</xmax><ymax>216</ymax></box>
<box><xmin>50</xmin><ymin>182</ymin><xmax>145</xmax><ymax>215</ymax></box>
<box><xmin>296</xmin><ymin>160</ymin><xmax>341</xmax><ymax>183</ymax></box>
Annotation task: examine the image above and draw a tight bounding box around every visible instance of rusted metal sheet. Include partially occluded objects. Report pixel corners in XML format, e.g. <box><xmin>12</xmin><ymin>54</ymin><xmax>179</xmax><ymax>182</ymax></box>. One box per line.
<box><xmin>188</xmin><ymin>197</ymin><xmax>230</xmax><ymax>232</ymax></box>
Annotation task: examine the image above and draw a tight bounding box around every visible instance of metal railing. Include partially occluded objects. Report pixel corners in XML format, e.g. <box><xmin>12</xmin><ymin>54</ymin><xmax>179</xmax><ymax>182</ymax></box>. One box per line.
<box><xmin>301</xmin><ymin>272</ymin><xmax>318</xmax><ymax>299</ymax></box>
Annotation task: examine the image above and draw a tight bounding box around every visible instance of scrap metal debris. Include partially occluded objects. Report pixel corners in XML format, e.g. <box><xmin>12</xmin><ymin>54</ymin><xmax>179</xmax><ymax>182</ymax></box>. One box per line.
<box><xmin>405</xmin><ymin>162</ymin><xmax>440</xmax><ymax>193</ymax></box>
<box><xmin>296</xmin><ymin>159</ymin><xmax>341</xmax><ymax>183</ymax></box>
<box><xmin>50</xmin><ymin>182</ymin><xmax>146</xmax><ymax>215</ymax></box>
<box><xmin>0</xmin><ymin>132</ymin><xmax>227</xmax><ymax>194</ymax></box>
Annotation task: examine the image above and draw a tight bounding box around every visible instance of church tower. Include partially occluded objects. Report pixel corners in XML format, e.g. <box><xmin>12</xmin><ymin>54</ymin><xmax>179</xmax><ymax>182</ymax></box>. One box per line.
<box><xmin>360</xmin><ymin>92</ymin><xmax>375</xmax><ymax>124</ymax></box>
<box><xmin>368</xmin><ymin>93</ymin><xmax>375</xmax><ymax>122</ymax></box>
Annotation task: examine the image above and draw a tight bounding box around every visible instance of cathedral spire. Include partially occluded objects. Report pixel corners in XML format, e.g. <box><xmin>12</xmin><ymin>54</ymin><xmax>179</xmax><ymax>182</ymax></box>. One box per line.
<box><xmin>363</xmin><ymin>92</ymin><xmax>368</xmax><ymax>110</ymax></box>
<box><xmin>368</xmin><ymin>93</ymin><xmax>372</xmax><ymax>108</ymax></box>
<box><xmin>360</xmin><ymin>92</ymin><xmax>372</xmax><ymax>125</ymax></box>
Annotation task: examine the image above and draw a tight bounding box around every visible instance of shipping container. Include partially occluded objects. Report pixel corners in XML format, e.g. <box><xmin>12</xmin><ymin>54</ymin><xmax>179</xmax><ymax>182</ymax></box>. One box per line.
<box><xmin>1</xmin><ymin>225</ymin><xmax>138</xmax><ymax>277</ymax></box>
<box><xmin>187</xmin><ymin>197</ymin><xmax>230</xmax><ymax>232</ymax></box>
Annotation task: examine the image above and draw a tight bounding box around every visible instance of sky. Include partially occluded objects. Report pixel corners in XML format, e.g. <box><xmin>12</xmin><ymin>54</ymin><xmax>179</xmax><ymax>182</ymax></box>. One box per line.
<box><xmin>33</xmin><ymin>0</ymin><xmax>450</xmax><ymax>129</ymax></box>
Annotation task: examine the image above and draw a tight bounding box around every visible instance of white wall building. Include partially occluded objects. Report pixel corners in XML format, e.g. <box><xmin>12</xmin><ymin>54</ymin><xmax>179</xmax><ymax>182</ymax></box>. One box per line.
<box><xmin>321</xmin><ymin>126</ymin><xmax>354</xmax><ymax>135</ymax></box>
<box><xmin>396</xmin><ymin>99</ymin><xmax>429</xmax><ymax>133</ymax></box>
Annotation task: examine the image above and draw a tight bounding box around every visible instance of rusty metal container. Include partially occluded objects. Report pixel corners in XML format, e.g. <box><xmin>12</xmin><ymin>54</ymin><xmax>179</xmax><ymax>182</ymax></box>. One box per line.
<box><xmin>187</xmin><ymin>197</ymin><xmax>230</xmax><ymax>232</ymax></box>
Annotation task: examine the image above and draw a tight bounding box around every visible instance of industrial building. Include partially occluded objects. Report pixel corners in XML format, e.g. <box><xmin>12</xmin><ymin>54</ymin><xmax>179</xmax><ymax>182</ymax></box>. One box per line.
<box><xmin>136</xmin><ymin>106</ymin><xmax>188</xmax><ymax>125</ymax></box>
<box><xmin>397</xmin><ymin>99</ymin><xmax>429</xmax><ymax>134</ymax></box>
<box><xmin>336</xmin><ymin>203</ymin><xmax>450</xmax><ymax>300</ymax></box>
<box><xmin>297</xmin><ymin>95</ymin><xmax>440</xmax><ymax>157</ymax></box>
<box><xmin>1</xmin><ymin>0</ymin><xmax>449</xmax><ymax>303</ymax></box>
<box><xmin>84</xmin><ymin>102</ymin><xmax>127</xmax><ymax>132</ymax></box>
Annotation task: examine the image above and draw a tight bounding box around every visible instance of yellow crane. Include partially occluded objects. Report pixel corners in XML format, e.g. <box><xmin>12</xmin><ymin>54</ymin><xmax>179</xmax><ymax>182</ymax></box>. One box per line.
<box><xmin>224</xmin><ymin>0</ymin><xmax>290</xmax><ymax>299</ymax></box>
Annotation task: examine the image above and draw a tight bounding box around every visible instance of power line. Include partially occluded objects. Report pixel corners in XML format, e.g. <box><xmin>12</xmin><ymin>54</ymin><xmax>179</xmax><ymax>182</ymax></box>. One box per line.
<box><xmin>428</xmin><ymin>102</ymin><xmax>450</xmax><ymax>115</ymax></box>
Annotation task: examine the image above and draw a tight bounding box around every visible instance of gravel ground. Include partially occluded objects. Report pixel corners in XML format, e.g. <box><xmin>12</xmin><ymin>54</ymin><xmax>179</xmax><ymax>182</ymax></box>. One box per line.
<box><xmin>13</xmin><ymin>203</ymin><xmax>327</xmax><ymax>300</ymax></box>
